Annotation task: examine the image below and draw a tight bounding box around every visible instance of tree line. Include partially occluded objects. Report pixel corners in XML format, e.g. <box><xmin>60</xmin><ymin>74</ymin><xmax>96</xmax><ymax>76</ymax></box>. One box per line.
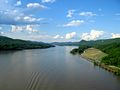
<box><xmin>0</xmin><ymin>36</ymin><xmax>54</xmax><ymax>50</ymax></box>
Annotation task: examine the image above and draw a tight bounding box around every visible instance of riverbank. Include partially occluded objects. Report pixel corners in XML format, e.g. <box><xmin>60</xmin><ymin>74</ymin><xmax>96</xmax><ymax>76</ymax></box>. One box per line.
<box><xmin>0</xmin><ymin>36</ymin><xmax>55</xmax><ymax>50</ymax></box>
<box><xmin>80</xmin><ymin>48</ymin><xmax>120</xmax><ymax>76</ymax></box>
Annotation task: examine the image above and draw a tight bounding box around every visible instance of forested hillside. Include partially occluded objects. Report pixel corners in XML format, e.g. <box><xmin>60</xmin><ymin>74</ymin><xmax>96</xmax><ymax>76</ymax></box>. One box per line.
<box><xmin>96</xmin><ymin>42</ymin><xmax>120</xmax><ymax>68</ymax></box>
<box><xmin>71</xmin><ymin>38</ymin><xmax>120</xmax><ymax>68</ymax></box>
<box><xmin>0</xmin><ymin>36</ymin><xmax>54</xmax><ymax>50</ymax></box>
<box><xmin>52</xmin><ymin>38</ymin><xmax>120</xmax><ymax>46</ymax></box>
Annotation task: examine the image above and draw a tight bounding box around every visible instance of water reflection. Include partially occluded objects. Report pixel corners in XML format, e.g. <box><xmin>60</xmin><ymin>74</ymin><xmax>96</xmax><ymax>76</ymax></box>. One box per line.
<box><xmin>0</xmin><ymin>46</ymin><xmax>120</xmax><ymax>90</ymax></box>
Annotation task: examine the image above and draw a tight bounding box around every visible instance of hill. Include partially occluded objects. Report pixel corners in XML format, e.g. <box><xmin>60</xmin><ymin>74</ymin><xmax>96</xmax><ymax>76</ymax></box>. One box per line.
<box><xmin>81</xmin><ymin>48</ymin><xmax>107</xmax><ymax>61</ymax></box>
<box><xmin>0</xmin><ymin>36</ymin><xmax>55</xmax><ymax>50</ymax></box>
<box><xmin>70</xmin><ymin>38</ymin><xmax>120</xmax><ymax>75</ymax></box>
<box><xmin>52</xmin><ymin>38</ymin><xmax>120</xmax><ymax>46</ymax></box>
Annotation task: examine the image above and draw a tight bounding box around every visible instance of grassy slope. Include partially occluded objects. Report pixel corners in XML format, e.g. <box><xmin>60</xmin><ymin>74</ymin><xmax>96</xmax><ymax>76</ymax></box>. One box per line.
<box><xmin>81</xmin><ymin>48</ymin><xmax>120</xmax><ymax>75</ymax></box>
<box><xmin>81</xmin><ymin>48</ymin><xmax>107</xmax><ymax>61</ymax></box>
<box><xmin>70</xmin><ymin>38</ymin><xmax>120</xmax><ymax>75</ymax></box>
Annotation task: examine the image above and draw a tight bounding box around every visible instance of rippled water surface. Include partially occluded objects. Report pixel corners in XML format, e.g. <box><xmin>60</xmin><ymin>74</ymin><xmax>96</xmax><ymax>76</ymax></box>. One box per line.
<box><xmin>0</xmin><ymin>46</ymin><xmax>120</xmax><ymax>90</ymax></box>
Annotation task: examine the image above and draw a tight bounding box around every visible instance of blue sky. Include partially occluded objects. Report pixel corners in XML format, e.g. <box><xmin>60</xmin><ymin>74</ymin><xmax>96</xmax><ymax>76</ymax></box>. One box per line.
<box><xmin>0</xmin><ymin>0</ymin><xmax>120</xmax><ymax>42</ymax></box>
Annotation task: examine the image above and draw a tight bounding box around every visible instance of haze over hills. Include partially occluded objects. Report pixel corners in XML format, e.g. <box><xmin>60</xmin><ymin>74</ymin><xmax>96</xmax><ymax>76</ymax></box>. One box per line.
<box><xmin>52</xmin><ymin>38</ymin><xmax>120</xmax><ymax>46</ymax></box>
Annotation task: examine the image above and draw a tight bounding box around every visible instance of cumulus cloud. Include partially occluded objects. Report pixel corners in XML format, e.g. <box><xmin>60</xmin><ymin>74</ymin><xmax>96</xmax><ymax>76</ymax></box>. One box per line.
<box><xmin>79</xmin><ymin>12</ymin><xmax>96</xmax><ymax>17</ymax></box>
<box><xmin>81</xmin><ymin>30</ymin><xmax>104</xmax><ymax>41</ymax></box>
<box><xmin>23</xmin><ymin>16</ymin><xmax>43</xmax><ymax>22</ymax></box>
<box><xmin>0</xmin><ymin>9</ymin><xmax>43</xmax><ymax>25</ymax></box>
<box><xmin>42</xmin><ymin>0</ymin><xmax>56</xmax><ymax>3</ymax></box>
<box><xmin>11</xmin><ymin>25</ymin><xmax>38</xmax><ymax>34</ymax></box>
<box><xmin>11</xmin><ymin>25</ymin><xmax>23</xmax><ymax>32</ymax></box>
<box><xmin>0</xmin><ymin>1</ymin><xmax>46</xmax><ymax>25</ymax></box>
<box><xmin>63</xmin><ymin>20</ymin><xmax>84</xmax><ymax>27</ymax></box>
<box><xmin>27</xmin><ymin>3</ymin><xmax>47</xmax><ymax>9</ymax></box>
<box><xmin>111</xmin><ymin>33</ymin><xmax>120</xmax><ymax>38</ymax></box>
<box><xmin>65</xmin><ymin>32</ymin><xmax>76</xmax><ymax>39</ymax></box>
<box><xmin>53</xmin><ymin>35</ymin><xmax>60</xmax><ymax>39</ymax></box>
<box><xmin>53</xmin><ymin>32</ymin><xmax>77</xmax><ymax>40</ymax></box>
<box><xmin>53</xmin><ymin>35</ymin><xmax>64</xmax><ymax>39</ymax></box>
<box><xmin>66</xmin><ymin>10</ymin><xmax>75</xmax><ymax>18</ymax></box>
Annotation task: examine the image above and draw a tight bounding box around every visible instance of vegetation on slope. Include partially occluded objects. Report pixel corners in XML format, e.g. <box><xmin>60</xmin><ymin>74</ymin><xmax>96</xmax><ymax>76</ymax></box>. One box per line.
<box><xmin>70</xmin><ymin>38</ymin><xmax>120</xmax><ymax>75</ymax></box>
<box><xmin>52</xmin><ymin>38</ymin><xmax>120</xmax><ymax>46</ymax></box>
<box><xmin>0</xmin><ymin>36</ymin><xmax>55</xmax><ymax>50</ymax></box>
<box><xmin>70</xmin><ymin>45</ymin><xmax>90</xmax><ymax>54</ymax></box>
<box><xmin>81</xmin><ymin>48</ymin><xmax>107</xmax><ymax>61</ymax></box>
<box><xmin>95</xmin><ymin>42</ymin><xmax>120</xmax><ymax>68</ymax></box>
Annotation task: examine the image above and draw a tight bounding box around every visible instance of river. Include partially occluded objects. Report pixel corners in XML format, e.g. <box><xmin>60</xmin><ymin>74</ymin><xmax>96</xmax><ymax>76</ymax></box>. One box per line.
<box><xmin>0</xmin><ymin>46</ymin><xmax>120</xmax><ymax>90</ymax></box>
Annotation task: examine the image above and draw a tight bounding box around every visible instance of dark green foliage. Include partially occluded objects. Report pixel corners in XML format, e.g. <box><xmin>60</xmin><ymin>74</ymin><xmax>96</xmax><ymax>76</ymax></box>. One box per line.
<box><xmin>70</xmin><ymin>48</ymin><xmax>78</xmax><ymax>54</ymax></box>
<box><xmin>96</xmin><ymin>43</ymin><xmax>120</xmax><ymax>68</ymax></box>
<box><xmin>52</xmin><ymin>38</ymin><xmax>120</xmax><ymax>46</ymax></box>
<box><xmin>70</xmin><ymin>38</ymin><xmax>120</xmax><ymax>68</ymax></box>
<box><xmin>0</xmin><ymin>36</ymin><xmax>55</xmax><ymax>50</ymax></box>
<box><xmin>78</xmin><ymin>45</ymin><xmax>91</xmax><ymax>54</ymax></box>
<box><xmin>70</xmin><ymin>45</ymin><xmax>90</xmax><ymax>54</ymax></box>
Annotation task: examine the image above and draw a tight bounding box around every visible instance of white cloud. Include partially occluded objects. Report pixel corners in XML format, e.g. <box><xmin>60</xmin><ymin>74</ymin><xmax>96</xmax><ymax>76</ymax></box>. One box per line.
<box><xmin>11</xmin><ymin>25</ymin><xmax>38</xmax><ymax>34</ymax></box>
<box><xmin>65</xmin><ymin>32</ymin><xmax>76</xmax><ymax>39</ymax></box>
<box><xmin>26</xmin><ymin>25</ymin><xmax>38</xmax><ymax>34</ymax></box>
<box><xmin>67</xmin><ymin>10</ymin><xmax>75</xmax><ymax>18</ymax></box>
<box><xmin>15</xmin><ymin>0</ymin><xmax>22</xmax><ymax>6</ymax></box>
<box><xmin>111</xmin><ymin>33</ymin><xmax>120</xmax><ymax>38</ymax></box>
<box><xmin>53</xmin><ymin>35</ymin><xmax>64</xmax><ymax>39</ymax></box>
<box><xmin>53</xmin><ymin>32</ymin><xmax>77</xmax><ymax>40</ymax></box>
<box><xmin>79</xmin><ymin>12</ymin><xmax>96</xmax><ymax>16</ymax></box>
<box><xmin>42</xmin><ymin>0</ymin><xmax>56</xmax><ymax>3</ymax></box>
<box><xmin>14</xmin><ymin>14</ymin><xmax>43</xmax><ymax>24</ymax></box>
<box><xmin>0</xmin><ymin>8</ymin><xmax>44</xmax><ymax>25</ymax></box>
<box><xmin>63</xmin><ymin>20</ymin><xmax>84</xmax><ymax>27</ymax></box>
<box><xmin>27</xmin><ymin>3</ymin><xmax>47</xmax><ymax>9</ymax></box>
<box><xmin>0</xmin><ymin>1</ymin><xmax>46</xmax><ymax>25</ymax></box>
<box><xmin>53</xmin><ymin>35</ymin><xmax>60</xmax><ymax>39</ymax></box>
<box><xmin>11</xmin><ymin>25</ymin><xmax>23</xmax><ymax>32</ymax></box>
<box><xmin>0</xmin><ymin>31</ymin><xmax>4</xmax><ymax>35</ymax></box>
<box><xmin>23</xmin><ymin>16</ymin><xmax>42</xmax><ymax>22</ymax></box>
<box><xmin>81</xmin><ymin>30</ymin><xmax>104</xmax><ymax>41</ymax></box>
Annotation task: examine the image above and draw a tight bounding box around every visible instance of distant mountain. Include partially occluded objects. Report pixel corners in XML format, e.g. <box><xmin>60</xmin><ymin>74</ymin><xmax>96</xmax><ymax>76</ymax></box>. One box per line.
<box><xmin>0</xmin><ymin>36</ymin><xmax>55</xmax><ymax>50</ymax></box>
<box><xmin>52</xmin><ymin>38</ymin><xmax>120</xmax><ymax>46</ymax></box>
<box><xmin>51</xmin><ymin>42</ymin><xmax>79</xmax><ymax>46</ymax></box>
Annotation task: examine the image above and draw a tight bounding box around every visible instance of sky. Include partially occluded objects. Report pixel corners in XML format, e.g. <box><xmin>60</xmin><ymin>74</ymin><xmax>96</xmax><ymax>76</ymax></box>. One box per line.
<box><xmin>0</xmin><ymin>0</ymin><xmax>120</xmax><ymax>42</ymax></box>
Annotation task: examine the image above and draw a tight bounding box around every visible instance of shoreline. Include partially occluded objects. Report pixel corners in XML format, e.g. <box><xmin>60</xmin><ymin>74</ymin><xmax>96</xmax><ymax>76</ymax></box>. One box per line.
<box><xmin>0</xmin><ymin>46</ymin><xmax>55</xmax><ymax>51</ymax></box>
<box><xmin>80</xmin><ymin>54</ymin><xmax>120</xmax><ymax>76</ymax></box>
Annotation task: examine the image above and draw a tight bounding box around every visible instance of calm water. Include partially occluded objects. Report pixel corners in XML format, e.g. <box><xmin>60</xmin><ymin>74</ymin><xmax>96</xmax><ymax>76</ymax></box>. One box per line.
<box><xmin>0</xmin><ymin>46</ymin><xmax>120</xmax><ymax>90</ymax></box>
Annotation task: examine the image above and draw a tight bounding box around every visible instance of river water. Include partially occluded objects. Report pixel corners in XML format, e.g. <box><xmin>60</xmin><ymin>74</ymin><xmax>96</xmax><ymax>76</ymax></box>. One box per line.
<box><xmin>0</xmin><ymin>46</ymin><xmax>120</xmax><ymax>90</ymax></box>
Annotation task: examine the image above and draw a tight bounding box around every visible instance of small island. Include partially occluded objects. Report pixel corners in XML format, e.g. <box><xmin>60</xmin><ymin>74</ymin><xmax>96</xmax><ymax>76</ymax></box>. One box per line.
<box><xmin>70</xmin><ymin>38</ymin><xmax>120</xmax><ymax>75</ymax></box>
<box><xmin>0</xmin><ymin>36</ymin><xmax>55</xmax><ymax>50</ymax></box>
